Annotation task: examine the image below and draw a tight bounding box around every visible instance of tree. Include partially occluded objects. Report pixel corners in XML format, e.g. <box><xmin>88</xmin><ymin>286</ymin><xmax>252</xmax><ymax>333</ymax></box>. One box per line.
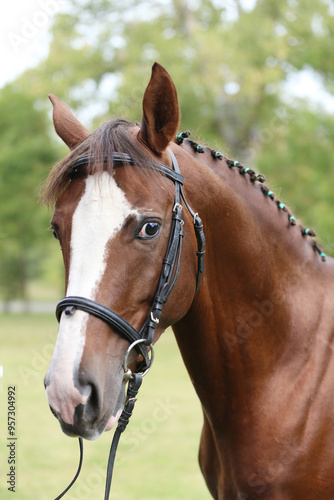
<box><xmin>0</xmin><ymin>85</ymin><xmax>59</xmax><ymax>302</ymax></box>
<box><xmin>5</xmin><ymin>0</ymin><xmax>334</xmax><ymax>285</ymax></box>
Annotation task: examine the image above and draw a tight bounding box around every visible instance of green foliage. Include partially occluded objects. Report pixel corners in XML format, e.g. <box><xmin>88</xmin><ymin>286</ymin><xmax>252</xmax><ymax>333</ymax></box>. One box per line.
<box><xmin>0</xmin><ymin>85</ymin><xmax>59</xmax><ymax>300</ymax></box>
<box><xmin>257</xmin><ymin>105</ymin><xmax>334</xmax><ymax>252</ymax></box>
<box><xmin>2</xmin><ymin>0</ymin><xmax>334</xmax><ymax>300</ymax></box>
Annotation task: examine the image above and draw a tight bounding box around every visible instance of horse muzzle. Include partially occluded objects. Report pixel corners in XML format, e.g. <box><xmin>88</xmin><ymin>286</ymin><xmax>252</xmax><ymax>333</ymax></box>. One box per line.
<box><xmin>44</xmin><ymin>365</ymin><xmax>126</xmax><ymax>440</ymax></box>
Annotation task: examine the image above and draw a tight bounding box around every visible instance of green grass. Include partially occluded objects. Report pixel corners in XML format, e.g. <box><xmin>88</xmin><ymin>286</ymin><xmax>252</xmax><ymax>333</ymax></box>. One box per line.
<box><xmin>0</xmin><ymin>314</ymin><xmax>211</xmax><ymax>500</ymax></box>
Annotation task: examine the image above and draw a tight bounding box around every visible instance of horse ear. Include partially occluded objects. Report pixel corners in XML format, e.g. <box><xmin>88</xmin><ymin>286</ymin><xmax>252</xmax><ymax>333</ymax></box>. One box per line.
<box><xmin>48</xmin><ymin>94</ymin><xmax>90</xmax><ymax>150</ymax></box>
<box><xmin>138</xmin><ymin>62</ymin><xmax>179</xmax><ymax>154</ymax></box>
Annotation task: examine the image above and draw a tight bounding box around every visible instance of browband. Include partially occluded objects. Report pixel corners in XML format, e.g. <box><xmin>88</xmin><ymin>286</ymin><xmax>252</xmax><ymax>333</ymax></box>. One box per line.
<box><xmin>70</xmin><ymin>153</ymin><xmax>184</xmax><ymax>185</ymax></box>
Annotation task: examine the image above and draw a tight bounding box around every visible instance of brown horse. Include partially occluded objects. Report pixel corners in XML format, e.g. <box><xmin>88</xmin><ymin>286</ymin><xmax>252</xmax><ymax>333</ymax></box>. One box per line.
<box><xmin>43</xmin><ymin>63</ymin><xmax>334</xmax><ymax>499</ymax></box>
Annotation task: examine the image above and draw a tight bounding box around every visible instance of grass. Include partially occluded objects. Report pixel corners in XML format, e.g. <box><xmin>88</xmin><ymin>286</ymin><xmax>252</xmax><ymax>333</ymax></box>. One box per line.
<box><xmin>0</xmin><ymin>314</ymin><xmax>211</xmax><ymax>500</ymax></box>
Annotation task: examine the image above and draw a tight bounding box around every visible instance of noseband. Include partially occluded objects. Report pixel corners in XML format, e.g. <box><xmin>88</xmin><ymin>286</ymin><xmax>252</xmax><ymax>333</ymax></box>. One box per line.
<box><xmin>55</xmin><ymin>148</ymin><xmax>205</xmax><ymax>370</ymax></box>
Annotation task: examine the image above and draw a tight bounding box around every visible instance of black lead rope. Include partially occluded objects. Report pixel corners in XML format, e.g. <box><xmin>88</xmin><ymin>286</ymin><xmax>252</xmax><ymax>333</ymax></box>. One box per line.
<box><xmin>54</xmin><ymin>437</ymin><xmax>83</xmax><ymax>500</ymax></box>
<box><xmin>54</xmin><ymin>373</ymin><xmax>143</xmax><ymax>500</ymax></box>
<box><xmin>104</xmin><ymin>373</ymin><xmax>143</xmax><ymax>499</ymax></box>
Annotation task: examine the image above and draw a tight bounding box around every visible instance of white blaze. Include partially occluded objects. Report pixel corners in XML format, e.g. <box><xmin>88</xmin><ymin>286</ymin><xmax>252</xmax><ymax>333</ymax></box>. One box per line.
<box><xmin>46</xmin><ymin>172</ymin><xmax>138</xmax><ymax>424</ymax></box>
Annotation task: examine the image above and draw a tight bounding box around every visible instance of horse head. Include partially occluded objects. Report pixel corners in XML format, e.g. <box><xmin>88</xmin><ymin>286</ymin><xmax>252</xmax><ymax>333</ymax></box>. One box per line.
<box><xmin>44</xmin><ymin>63</ymin><xmax>201</xmax><ymax>440</ymax></box>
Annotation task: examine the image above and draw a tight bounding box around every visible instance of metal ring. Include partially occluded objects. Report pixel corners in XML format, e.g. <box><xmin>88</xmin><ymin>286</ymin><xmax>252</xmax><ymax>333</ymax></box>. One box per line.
<box><xmin>193</xmin><ymin>212</ymin><xmax>199</xmax><ymax>224</ymax></box>
<box><xmin>123</xmin><ymin>339</ymin><xmax>155</xmax><ymax>379</ymax></box>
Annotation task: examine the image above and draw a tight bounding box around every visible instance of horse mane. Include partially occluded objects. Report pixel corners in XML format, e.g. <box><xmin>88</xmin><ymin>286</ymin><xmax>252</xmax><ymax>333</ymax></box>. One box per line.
<box><xmin>41</xmin><ymin>118</ymin><xmax>163</xmax><ymax>207</ymax></box>
<box><xmin>41</xmin><ymin>121</ymin><xmax>326</xmax><ymax>262</ymax></box>
<box><xmin>175</xmin><ymin>131</ymin><xmax>326</xmax><ymax>262</ymax></box>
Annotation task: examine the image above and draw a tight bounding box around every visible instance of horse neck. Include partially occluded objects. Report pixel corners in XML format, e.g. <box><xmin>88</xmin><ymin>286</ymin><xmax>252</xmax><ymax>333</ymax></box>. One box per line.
<box><xmin>178</xmin><ymin>142</ymin><xmax>324</xmax><ymax>299</ymax></box>
<box><xmin>172</xmin><ymin>144</ymin><xmax>334</xmax><ymax>422</ymax></box>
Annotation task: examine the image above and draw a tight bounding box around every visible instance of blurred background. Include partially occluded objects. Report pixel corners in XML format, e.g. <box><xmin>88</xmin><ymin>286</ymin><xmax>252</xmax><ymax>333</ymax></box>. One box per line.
<box><xmin>0</xmin><ymin>0</ymin><xmax>334</xmax><ymax>498</ymax></box>
<box><xmin>1</xmin><ymin>0</ymin><xmax>334</xmax><ymax>307</ymax></box>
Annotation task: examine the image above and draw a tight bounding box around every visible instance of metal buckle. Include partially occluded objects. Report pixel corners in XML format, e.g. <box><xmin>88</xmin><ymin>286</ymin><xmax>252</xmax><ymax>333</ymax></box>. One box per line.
<box><xmin>123</xmin><ymin>339</ymin><xmax>155</xmax><ymax>380</ymax></box>
<box><xmin>173</xmin><ymin>203</ymin><xmax>183</xmax><ymax>213</ymax></box>
<box><xmin>150</xmin><ymin>312</ymin><xmax>159</xmax><ymax>324</ymax></box>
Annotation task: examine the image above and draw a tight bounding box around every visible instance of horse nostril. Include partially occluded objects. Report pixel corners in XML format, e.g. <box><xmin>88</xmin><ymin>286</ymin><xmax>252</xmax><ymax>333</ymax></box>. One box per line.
<box><xmin>77</xmin><ymin>376</ymin><xmax>94</xmax><ymax>399</ymax></box>
<box><xmin>87</xmin><ymin>383</ymin><xmax>99</xmax><ymax>408</ymax></box>
<box><xmin>76</xmin><ymin>370</ymin><xmax>102</xmax><ymax>418</ymax></box>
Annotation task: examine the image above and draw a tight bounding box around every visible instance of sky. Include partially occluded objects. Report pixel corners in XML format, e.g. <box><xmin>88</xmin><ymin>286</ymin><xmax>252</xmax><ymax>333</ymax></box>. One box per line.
<box><xmin>1</xmin><ymin>0</ymin><xmax>334</xmax><ymax>112</ymax></box>
<box><xmin>0</xmin><ymin>0</ymin><xmax>67</xmax><ymax>88</ymax></box>
<box><xmin>0</xmin><ymin>0</ymin><xmax>257</xmax><ymax>90</ymax></box>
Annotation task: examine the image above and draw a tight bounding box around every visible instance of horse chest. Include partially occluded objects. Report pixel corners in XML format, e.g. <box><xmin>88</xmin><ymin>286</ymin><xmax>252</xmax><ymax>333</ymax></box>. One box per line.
<box><xmin>217</xmin><ymin>369</ymin><xmax>334</xmax><ymax>499</ymax></box>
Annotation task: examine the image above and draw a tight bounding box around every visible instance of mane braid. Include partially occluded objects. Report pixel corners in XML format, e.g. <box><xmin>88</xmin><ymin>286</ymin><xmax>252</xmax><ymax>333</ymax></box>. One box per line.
<box><xmin>175</xmin><ymin>130</ymin><xmax>191</xmax><ymax>145</ymax></box>
<box><xmin>175</xmin><ymin>131</ymin><xmax>326</xmax><ymax>262</ymax></box>
<box><xmin>188</xmin><ymin>139</ymin><xmax>205</xmax><ymax>153</ymax></box>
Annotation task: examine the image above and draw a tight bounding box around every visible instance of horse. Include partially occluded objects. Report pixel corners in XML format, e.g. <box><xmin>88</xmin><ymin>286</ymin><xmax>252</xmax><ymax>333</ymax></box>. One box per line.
<box><xmin>42</xmin><ymin>62</ymin><xmax>334</xmax><ymax>499</ymax></box>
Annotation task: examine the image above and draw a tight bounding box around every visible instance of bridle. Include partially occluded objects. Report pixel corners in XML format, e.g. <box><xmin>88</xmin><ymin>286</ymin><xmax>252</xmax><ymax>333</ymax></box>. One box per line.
<box><xmin>53</xmin><ymin>147</ymin><xmax>205</xmax><ymax>499</ymax></box>
<box><xmin>56</xmin><ymin>147</ymin><xmax>205</xmax><ymax>370</ymax></box>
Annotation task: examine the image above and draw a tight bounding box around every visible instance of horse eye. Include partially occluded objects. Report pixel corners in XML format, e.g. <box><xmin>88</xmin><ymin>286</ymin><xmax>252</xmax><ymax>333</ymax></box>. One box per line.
<box><xmin>52</xmin><ymin>229</ymin><xmax>59</xmax><ymax>240</ymax></box>
<box><xmin>138</xmin><ymin>222</ymin><xmax>160</xmax><ymax>239</ymax></box>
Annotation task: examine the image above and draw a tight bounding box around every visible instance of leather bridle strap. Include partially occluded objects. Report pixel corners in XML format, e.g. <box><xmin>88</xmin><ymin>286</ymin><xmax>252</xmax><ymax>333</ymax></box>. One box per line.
<box><xmin>171</xmin><ymin>148</ymin><xmax>205</xmax><ymax>294</ymax></box>
<box><xmin>55</xmin><ymin>147</ymin><xmax>205</xmax><ymax>369</ymax></box>
<box><xmin>69</xmin><ymin>152</ymin><xmax>184</xmax><ymax>185</ymax></box>
<box><xmin>142</xmin><ymin>148</ymin><xmax>184</xmax><ymax>346</ymax></box>
<box><xmin>56</xmin><ymin>296</ymin><xmax>150</xmax><ymax>364</ymax></box>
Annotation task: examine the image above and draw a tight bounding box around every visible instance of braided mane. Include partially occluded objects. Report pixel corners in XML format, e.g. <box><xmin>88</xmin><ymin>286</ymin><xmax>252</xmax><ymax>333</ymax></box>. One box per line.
<box><xmin>175</xmin><ymin>131</ymin><xmax>326</xmax><ymax>262</ymax></box>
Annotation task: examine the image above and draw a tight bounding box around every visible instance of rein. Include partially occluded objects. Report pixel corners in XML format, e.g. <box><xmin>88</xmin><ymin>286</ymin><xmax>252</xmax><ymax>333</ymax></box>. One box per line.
<box><xmin>54</xmin><ymin>147</ymin><xmax>205</xmax><ymax>499</ymax></box>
